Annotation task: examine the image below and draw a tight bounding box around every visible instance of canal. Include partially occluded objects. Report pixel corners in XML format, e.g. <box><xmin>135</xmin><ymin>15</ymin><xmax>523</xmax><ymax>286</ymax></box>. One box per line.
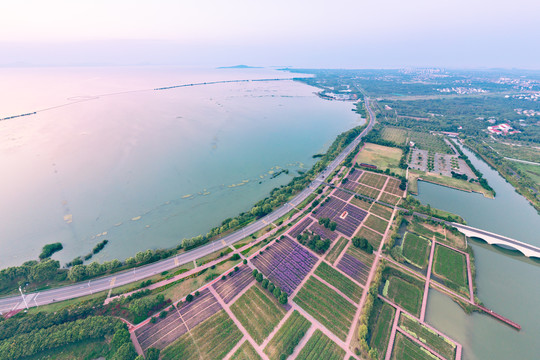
<box><xmin>416</xmin><ymin>144</ymin><xmax>540</xmax><ymax>359</ymax></box>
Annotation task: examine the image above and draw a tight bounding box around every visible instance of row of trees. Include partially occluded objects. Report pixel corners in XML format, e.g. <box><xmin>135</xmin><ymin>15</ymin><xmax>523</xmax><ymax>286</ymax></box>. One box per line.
<box><xmin>252</xmin><ymin>269</ymin><xmax>288</xmax><ymax>304</ymax></box>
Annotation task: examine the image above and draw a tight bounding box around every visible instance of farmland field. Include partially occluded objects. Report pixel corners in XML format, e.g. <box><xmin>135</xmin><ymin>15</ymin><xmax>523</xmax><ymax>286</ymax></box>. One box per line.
<box><xmin>381</xmin><ymin>127</ymin><xmax>408</xmax><ymax>145</ymax></box>
<box><xmin>264</xmin><ymin>310</ymin><xmax>311</xmax><ymax>360</ymax></box>
<box><xmin>160</xmin><ymin>310</ymin><xmax>242</xmax><ymax>360</ymax></box>
<box><xmin>384</xmin><ymin>178</ymin><xmax>405</xmax><ymax>197</ymax></box>
<box><xmin>338</xmin><ymin>245</ymin><xmax>374</xmax><ymax>284</ymax></box>
<box><xmin>296</xmin><ymin>329</ymin><xmax>346</xmax><ymax>360</ymax></box>
<box><xmin>391</xmin><ymin>332</ymin><xmax>438</xmax><ymax>360</ymax></box>
<box><xmin>315</xmin><ymin>262</ymin><xmax>363</xmax><ymax>303</ymax></box>
<box><xmin>379</xmin><ymin>191</ymin><xmax>401</xmax><ymax>205</ymax></box>
<box><xmin>230</xmin><ymin>341</ymin><xmax>262</xmax><ymax>360</ymax></box>
<box><xmin>383</xmin><ymin>274</ymin><xmax>424</xmax><ymax>317</ymax></box>
<box><xmin>359</xmin><ymin>171</ymin><xmax>388</xmax><ymax>190</ymax></box>
<box><xmin>325</xmin><ymin>237</ymin><xmax>348</xmax><ymax>264</ymax></box>
<box><xmin>251</xmin><ymin>236</ymin><xmax>317</xmax><ymax>295</ymax></box>
<box><xmin>433</xmin><ymin>244</ymin><xmax>468</xmax><ymax>291</ymax></box>
<box><xmin>212</xmin><ymin>265</ymin><xmax>254</xmax><ymax>303</ymax></box>
<box><xmin>230</xmin><ymin>285</ymin><xmax>286</xmax><ymax>344</ymax></box>
<box><xmin>400</xmin><ymin>313</ymin><xmax>457</xmax><ymax>360</ymax></box>
<box><xmin>355</xmin><ymin>226</ymin><xmax>384</xmax><ymax>248</ymax></box>
<box><xmin>356</xmin><ymin>143</ymin><xmax>404</xmax><ymax>176</ymax></box>
<box><xmin>294</xmin><ymin>276</ymin><xmax>356</xmax><ymax>340</ymax></box>
<box><xmin>364</xmin><ymin>214</ymin><xmax>389</xmax><ymax>234</ymax></box>
<box><xmin>355</xmin><ymin>183</ymin><xmax>381</xmax><ymax>199</ymax></box>
<box><xmin>409</xmin><ymin>131</ymin><xmax>453</xmax><ymax>154</ymax></box>
<box><xmin>350</xmin><ymin>196</ymin><xmax>373</xmax><ymax>210</ymax></box>
<box><xmin>135</xmin><ymin>287</ymin><xmax>222</xmax><ymax>351</ymax></box>
<box><xmin>369</xmin><ymin>203</ymin><xmax>393</xmax><ymax>220</ymax></box>
<box><xmin>402</xmin><ymin>232</ymin><xmax>430</xmax><ymax>269</ymax></box>
<box><xmin>369</xmin><ymin>300</ymin><xmax>396</xmax><ymax>358</ymax></box>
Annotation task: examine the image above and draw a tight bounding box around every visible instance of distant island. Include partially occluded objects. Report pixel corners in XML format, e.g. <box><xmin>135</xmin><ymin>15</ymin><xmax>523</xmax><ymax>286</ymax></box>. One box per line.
<box><xmin>217</xmin><ymin>64</ymin><xmax>262</xmax><ymax>69</ymax></box>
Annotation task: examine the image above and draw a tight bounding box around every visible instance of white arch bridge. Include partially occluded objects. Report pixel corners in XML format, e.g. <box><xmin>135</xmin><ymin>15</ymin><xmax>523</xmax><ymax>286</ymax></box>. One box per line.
<box><xmin>451</xmin><ymin>223</ymin><xmax>540</xmax><ymax>259</ymax></box>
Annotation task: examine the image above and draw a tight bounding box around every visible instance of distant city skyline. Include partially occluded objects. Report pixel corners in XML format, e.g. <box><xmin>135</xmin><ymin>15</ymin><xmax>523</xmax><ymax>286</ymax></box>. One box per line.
<box><xmin>1</xmin><ymin>0</ymin><xmax>539</xmax><ymax>69</ymax></box>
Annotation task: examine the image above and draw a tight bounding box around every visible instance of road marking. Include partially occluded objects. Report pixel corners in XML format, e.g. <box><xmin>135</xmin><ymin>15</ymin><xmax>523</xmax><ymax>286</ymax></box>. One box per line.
<box><xmin>174</xmin><ymin>257</ymin><xmax>179</xmax><ymax>266</ymax></box>
<box><xmin>109</xmin><ymin>277</ymin><xmax>116</xmax><ymax>288</ymax></box>
<box><xmin>221</xmin><ymin>239</ymin><xmax>227</xmax><ymax>246</ymax></box>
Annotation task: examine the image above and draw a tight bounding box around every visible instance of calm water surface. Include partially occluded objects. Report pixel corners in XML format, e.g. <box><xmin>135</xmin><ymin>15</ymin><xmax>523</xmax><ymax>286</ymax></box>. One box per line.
<box><xmin>0</xmin><ymin>67</ymin><xmax>362</xmax><ymax>267</ymax></box>
<box><xmin>417</xmin><ymin>145</ymin><xmax>540</xmax><ymax>359</ymax></box>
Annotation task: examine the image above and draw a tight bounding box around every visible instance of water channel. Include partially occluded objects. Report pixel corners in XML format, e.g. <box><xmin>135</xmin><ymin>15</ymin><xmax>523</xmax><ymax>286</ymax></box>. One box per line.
<box><xmin>417</xmin><ymin>145</ymin><xmax>540</xmax><ymax>359</ymax></box>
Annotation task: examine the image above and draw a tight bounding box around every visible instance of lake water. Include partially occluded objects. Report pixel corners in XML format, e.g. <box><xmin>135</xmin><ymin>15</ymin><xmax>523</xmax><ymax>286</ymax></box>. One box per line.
<box><xmin>0</xmin><ymin>67</ymin><xmax>362</xmax><ymax>268</ymax></box>
<box><xmin>417</xmin><ymin>145</ymin><xmax>540</xmax><ymax>359</ymax></box>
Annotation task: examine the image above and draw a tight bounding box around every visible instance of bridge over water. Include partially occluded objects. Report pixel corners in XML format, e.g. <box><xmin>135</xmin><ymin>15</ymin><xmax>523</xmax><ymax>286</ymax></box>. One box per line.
<box><xmin>451</xmin><ymin>223</ymin><xmax>540</xmax><ymax>259</ymax></box>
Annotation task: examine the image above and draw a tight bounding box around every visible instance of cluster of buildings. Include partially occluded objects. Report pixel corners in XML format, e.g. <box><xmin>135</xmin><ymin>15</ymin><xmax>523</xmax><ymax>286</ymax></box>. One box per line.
<box><xmin>507</xmin><ymin>93</ymin><xmax>540</xmax><ymax>101</ymax></box>
<box><xmin>514</xmin><ymin>108</ymin><xmax>540</xmax><ymax>117</ymax></box>
<box><xmin>487</xmin><ymin>123</ymin><xmax>521</xmax><ymax>135</ymax></box>
<box><xmin>436</xmin><ymin>87</ymin><xmax>488</xmax><ymax>95</ymax></box>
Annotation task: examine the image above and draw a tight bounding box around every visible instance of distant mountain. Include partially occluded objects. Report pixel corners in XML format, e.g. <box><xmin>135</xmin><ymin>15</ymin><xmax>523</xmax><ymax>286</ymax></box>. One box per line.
<box><xmin>217</xmin><ymin>65</ymin><xmax>262</xmax><ymax>69</ymax></box>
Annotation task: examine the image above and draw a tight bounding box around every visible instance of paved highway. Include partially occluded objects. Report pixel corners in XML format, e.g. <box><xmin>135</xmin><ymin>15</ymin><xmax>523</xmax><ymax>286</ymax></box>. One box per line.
<box><xmin>0</xmin><ymin>98</ymin><xmax>376</xmax><ymax>314</ymax></box>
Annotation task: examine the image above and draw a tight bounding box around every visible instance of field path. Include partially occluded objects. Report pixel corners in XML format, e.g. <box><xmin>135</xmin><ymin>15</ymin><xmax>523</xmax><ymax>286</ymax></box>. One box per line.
<box><xmin>420</xmin><ymin>239</ymin><xmax>436</xmax><ymax>322</ymax></box>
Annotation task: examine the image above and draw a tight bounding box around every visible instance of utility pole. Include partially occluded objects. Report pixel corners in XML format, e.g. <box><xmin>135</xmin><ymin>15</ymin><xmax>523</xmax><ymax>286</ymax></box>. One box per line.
<box><xmin>18</xmin><ymin>286</ymin><xmax>29</xmax><ymax>310</ymax></box>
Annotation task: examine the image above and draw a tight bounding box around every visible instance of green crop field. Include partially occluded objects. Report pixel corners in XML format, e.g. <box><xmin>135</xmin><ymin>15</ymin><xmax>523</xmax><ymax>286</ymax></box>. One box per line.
<box><xmin>294</xmin><ymin>277</ymin><xmax>356</xmax><ymax>341</ymax></box>
<box><xmin>383</xmin><ymin>275</ymin><xmax>424</xmax><ymax>317</ymax></box>
<box><xmin>402</xmin><ymin>232</ymin><xmax>430</xmax><ymax>269</ymax></box>
<box><xmin>391</xmin><ymin>332</ymin><xmax>438</xmax><ymax>360</ymax></box>
<box><xmin>355</xmin><ymin>226</ymin><xmax>384</xmax><ymax>248</ymax></box>
<box><xmin>433</xmin><ymin>245</ymin><xmax>468</xmax><ymax>292</ymax></box>
<box><xmin>325</xmin><ymin>237</ymin><xmax>349</xmax><ymax>264</ymax></box>
<box><xmin>231</xmin><ymin>341</ymin><xmax>262</xmax><ymax>360</ymax></box>
<box><xmin>315</xmin><ymin>262</ymin><xmax>363</xmax><ymax>303</ymax></box>
<box><xmin>350</xmin><ymin>196</ymin><xmax>373</xmax><ymax>210</ymax></box>
<box><xmin>161</xmin><ymin>310</ymin><xmax>242</xmax><ymax>360</ymax></box>
<box><xmin>369</xmin><ymin>300</ymin><xmax>396</xmax><ymax>358</ymax></box>
<box><xmin>369</xmin><ymin>203</ymin><xmax>393</xmax><ymax>220</ymax></box>
<box><xmin>409</xmin><ymin>131</ymin><xmax>453</xmax><ymax>154</ymax></box>
<box><xmin>231</xmin><ymin>285</ymin><xmax>286</xmax><ymax>344</ymax></box>
<box><xmin>264</xmin><ymin>310</ymin><xmax>311</xmax><ymax>360</ymax></box>
<box><xmin>364</xmin><ymin>214</ymin><xmax>390</xmax><ymax>234</ymax></box>
<box><xmin>381</xmin><ymin>127</ymin><xmax>409</xmax><ymax>145</ymax></box>
<box><xmin>356</xmin><ymin>183</ymin><xmax>381</xmax><ymax>199</ymax></box>
<box><xmin>400</xmin><ymin>314</ymin><xmax>456</xmax><ymax>360</ymax></box>
<box><xmin>379</xmin><ymin>191</ymin><xmax>401</xmax><ymax>205</ymax></box>
<box><xmin>360</xmin><ymin>171</ymin><xmax>389</xmax><ymax>190</ymax></box>
<box><xmin>296</xmin><ymin>329</ymin><xmax>346</xmax><ymax>360</ymax></box>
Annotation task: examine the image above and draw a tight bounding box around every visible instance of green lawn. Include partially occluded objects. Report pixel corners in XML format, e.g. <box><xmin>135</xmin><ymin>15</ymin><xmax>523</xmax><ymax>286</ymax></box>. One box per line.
<box><xmin>400</xmin><ymin>313</ymin><xmax>456</xmax><ymax>360</ymax></box>
<box><xmin>231</xmin><ymin>285</ymin><xmax>286</xmax><ymax>344</ymax></box>
<box><xmin>264</xmin><ymin>311</ymin><xmax>311</xmax><ymax>360</ymax></box>
<box><xmin>356</xmin><ymin>143</ymin><xmax>404</xmax><ymax>173</ymax></box>
<box><xmin>296</xmin><ymin>329</ymin><xmax>346</xmax><ymax>360</ymax></box>
<box><xmin>161</xmin><ymin>310</ymin><xmax>242</xmax><ymax>360</ymax></box>
<box><xmin>294</xmin><ymin>277</ymin><xmax>356</xmax><ymax>341</ymax></box>
<box><xmin>402</xmin><ymin>232</ymin><xmax>430</xmax><ymax>269</ymax></box>
<box><xmin>230</xmin><ymin>341</ymin><xmax>262</xmax><ymax>360</ymax></box>
<box><xmin>315</xmin><ymin>262</ymin><xmax>363</xmax><ymax>303</ymax></box>
<box><xmin>364</xmin><ymin>214</ymin><xmax>390</xmax><ymax>234</ymax></box>
<box><xmin>433</xmin><ymin>245</ymin><xmax>468</xmax><ymax>293</ymax></box>
<box><xmin>391</xmin><ymin>332</ymin><xmax>439</xmax><ymax>360</ymax></box>
<box><xmin>383</xmin><ymin>275</ymin><xmax>423</xmax><ymax>317</ymax></box>
<box><xmin>325</xmin><ymin>237</ymin><xmax>348</xmax><ymax>265</ymax></box>
<box><xmin>369</xmin><ymin>300</ymin><xmax>396</xmax><ymax>358</ymax></box>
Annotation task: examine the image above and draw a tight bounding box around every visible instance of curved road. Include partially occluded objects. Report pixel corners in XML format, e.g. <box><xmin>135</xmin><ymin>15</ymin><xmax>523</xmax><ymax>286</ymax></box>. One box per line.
<box><xmin>0</xmin><ymin>98</ymin><xmax>376</xmax><ymax>314</ymax></box>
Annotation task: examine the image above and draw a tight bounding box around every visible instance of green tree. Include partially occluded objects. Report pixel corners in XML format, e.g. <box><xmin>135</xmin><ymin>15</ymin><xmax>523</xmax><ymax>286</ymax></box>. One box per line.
<box><xmin>111</xmin><ymin>327</ymin><xmax>130</xmax><ymax>352</ymax></box>
<box><xmin>112</xmin><ymin>342</ymin><xmax>138</xmax><ymax>360</ymax></box>
<box><xmin>67</xmin><ymin>264</ymin><xmax>87</xmax><ymax>282</ymax></box>
<box><xmin>146</xmin><ymin>348</ymin><xmax>160</xmax><ymax>360</ymax></box>
<box><xmin>29</xmin><ymin>259</ymin><xmax>59</xmax><ymax>283</ymax></box>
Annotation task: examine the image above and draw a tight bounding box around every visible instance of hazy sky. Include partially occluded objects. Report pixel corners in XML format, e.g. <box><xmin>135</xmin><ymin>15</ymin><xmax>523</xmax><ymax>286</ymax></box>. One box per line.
<box><xmin>1</xmin><ymin>0</ymin><xmax>539</xmax><ymax>68</ymax></box>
